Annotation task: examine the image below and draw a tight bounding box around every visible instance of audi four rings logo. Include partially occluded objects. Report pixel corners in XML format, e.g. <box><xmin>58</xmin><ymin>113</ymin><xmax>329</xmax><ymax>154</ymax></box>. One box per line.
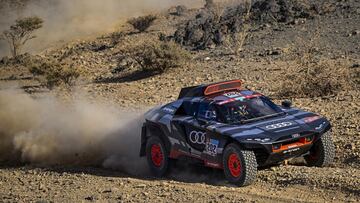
<box><xmin>189</xmin><ymin>131</ymin><xmax>206</xmax><ymax>144</ymax></box>
<box><xmin>265</xmin><ymin>122</ymin><xmax>293</xmax><ymax>129</ymax></box>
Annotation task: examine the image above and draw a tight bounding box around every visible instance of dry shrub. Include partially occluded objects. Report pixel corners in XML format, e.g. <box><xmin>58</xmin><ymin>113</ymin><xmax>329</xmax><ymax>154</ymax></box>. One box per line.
<box><xmin>277</xmin><ymin>30</ymin><xmax>358</xmax><ymax>98</ymax></box>
<box><xmin>277</xmin><ymin>60</ymin><xmax>355</xmax><ymax>98</ymax></box>
<box><xmin>121</xmin><ymin>40</ymin><xmax>191</xmax><ymax>73</ymax></box>
<box><xmin>223</xmin><ymin>0</ymin><xmax>252</xmax><ymax>55</ymax></box>
<box><xmin>278</xmin><ymin>53</ymin><xmax>356</xmax><ymax>97</ymax></box>
<box><xmin>169</xmin><ymin>5</ymin><xmax>188</xmax><ymax>16</ymax></box>
<box><xmin>127</xmin><ymin>15</ymin><xmax>157</xmax><ymax>33</ymax></box>
<box><xmin>1</xmin><ymin>16</ymin><xmax>43</xmax><ymax>57</ymax></box>
<box><xmin>29</xmin><ymin>59</ymin><xmax>80</xmax><ymax>89</ymax></box>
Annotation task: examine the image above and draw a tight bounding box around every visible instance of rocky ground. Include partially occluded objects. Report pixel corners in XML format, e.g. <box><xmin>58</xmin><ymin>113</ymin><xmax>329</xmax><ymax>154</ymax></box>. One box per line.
<box><xmin>0</xmin><ymin>0</ymin><xmax>359</xmax><ymax>202</ymax></box>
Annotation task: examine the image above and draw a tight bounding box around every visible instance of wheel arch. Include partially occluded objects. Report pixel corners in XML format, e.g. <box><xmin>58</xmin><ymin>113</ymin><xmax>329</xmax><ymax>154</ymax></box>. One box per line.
<box><xmin>140</xmin><ymin>120</ymin><xmax>172</xmax><ymax>157</ymax></box>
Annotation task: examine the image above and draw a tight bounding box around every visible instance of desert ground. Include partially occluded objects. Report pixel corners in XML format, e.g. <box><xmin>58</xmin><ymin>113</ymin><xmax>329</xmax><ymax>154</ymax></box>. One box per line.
<box><xmin>0</xmin><ymin>0</ymin><xmax>359</xmax><ymax>202</ymax></box>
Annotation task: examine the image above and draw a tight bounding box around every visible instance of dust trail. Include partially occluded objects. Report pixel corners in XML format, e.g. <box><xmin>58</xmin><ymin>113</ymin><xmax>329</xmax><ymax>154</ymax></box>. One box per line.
<box><xmin>0</xmin><ymin>89</ymin><xmax>148</xmax><ymax>175</ymax></box>
<box><xmin>0</xmin><ymin>0</ymin><xmax>204</xmax><ymax>57</ymax></box>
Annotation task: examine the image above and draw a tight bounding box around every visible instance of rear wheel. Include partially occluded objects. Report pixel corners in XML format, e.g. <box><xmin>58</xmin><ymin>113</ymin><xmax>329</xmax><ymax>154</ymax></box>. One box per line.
<box><xmin>146</xmin><ymin>136</ymin><xmax>170</xmax><ymax>177</ymax></box>
<box><xmin>223</xmin><ymin>143</ymin><xmax>257</xmax><ymax>186</ymax></box>
<box><xmin>305</xmin><ymin>131</ymin><xmax>335</xmax><ymax>167</ymax></box>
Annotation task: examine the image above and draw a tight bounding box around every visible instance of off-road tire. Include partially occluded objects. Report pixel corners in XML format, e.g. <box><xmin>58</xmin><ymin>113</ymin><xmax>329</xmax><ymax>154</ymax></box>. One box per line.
<box><xmin>146</xmin><ymin>136</ymin><xmax>170</xmax><ymax>177</ymax></box>
<box><xmin>305</xmin><ymin>131</ymin><xmax>335</xmax><ymax>167</ymax></box>
<box><xmin>223</xmin><ymin>143</ymin><xmax>258</xmax><ymax>186</ymax></box>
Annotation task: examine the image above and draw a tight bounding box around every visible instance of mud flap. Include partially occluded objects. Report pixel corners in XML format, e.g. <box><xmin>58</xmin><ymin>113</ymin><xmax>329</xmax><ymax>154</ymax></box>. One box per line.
<box><xmin>139</xmin><ymin>125</ymin><xmax>147</xmax><ymax>156</ymax></box>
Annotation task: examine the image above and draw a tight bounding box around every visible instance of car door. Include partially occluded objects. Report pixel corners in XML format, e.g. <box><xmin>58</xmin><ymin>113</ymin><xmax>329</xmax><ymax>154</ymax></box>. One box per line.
<box><xmin>182</xmin><ymin>101</ymin><xmax>218</xmax><ymax>153</ymax></box>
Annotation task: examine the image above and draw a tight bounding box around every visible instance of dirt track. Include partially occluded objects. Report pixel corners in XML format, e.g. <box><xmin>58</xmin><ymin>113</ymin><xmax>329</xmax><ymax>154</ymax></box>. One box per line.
<box><xmin>0</xmin><ymin>164</ymin><xmax>359</xmax><ymax>202</ymax></box>
<box><xmin>0</xmin><ymin>0</ymin><xmax>360</xmax><ymax>202</ymax></box>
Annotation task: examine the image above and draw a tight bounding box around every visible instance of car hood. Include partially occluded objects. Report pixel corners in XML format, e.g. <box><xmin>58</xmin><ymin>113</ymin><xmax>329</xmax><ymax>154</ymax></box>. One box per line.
<box><xmin>210</xmin><ymin>109</ymin><xmax>330</xmax><ymax>142</ymax></box>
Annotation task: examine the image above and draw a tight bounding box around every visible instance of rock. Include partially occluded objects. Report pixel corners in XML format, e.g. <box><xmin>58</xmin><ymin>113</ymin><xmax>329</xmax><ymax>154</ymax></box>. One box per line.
<box><xmin>344</xmin><ymin>143</ymin><xmax>355</xmax><ymax>150</ymax></box>
<box><xmin>160</xmin><ymin>192</ymin><xmax>171</xmax><ymax>197</ymax></box>
<box><xmin>351</xmin><ymin>63</ymin><xmax>359</xmax><ymax>68</ymax></box>
<box><xmin>102</xmin><ymin>189</ymin><xmax>112</xmax><ymax>193</ymax></box>
<box><xmin>352</xmin><ymin>30</ymin><xmax>359</xmax><ymax>35</ymax></box>
<box><xmin>135</xmin><ymin>184</ymin><xmax>147</xmax><ymax>188</ymax></box>
<box><xmin>84</xmin><ymin>196</ymin><xmax>96</xmax><ymax>201</ymax></box>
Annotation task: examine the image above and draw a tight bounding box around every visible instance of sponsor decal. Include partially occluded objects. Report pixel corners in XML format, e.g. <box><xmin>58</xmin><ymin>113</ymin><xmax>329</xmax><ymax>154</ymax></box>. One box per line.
<box><xmin>204</xmin><ymin>161</ymin><xmax>221</xmax><ymax>168</ymax></box>
<box><xmin>217</xmin><ymin>94</ymin><xmax>262</xmax><ymax>105</ymax></box>
<box><xmin>287</xmin><ymin>144</ymin><xmax>298</xmax><ymax>149</ymax></box>
<box><xmin>218</xmin><ymin>98</ymin><xmax>236</xmax><ymax>105</ymax></box>
<box><xmin>223</xmin><ymin>92</ymin><xmax>242</xmax><ymax>98</ymax></box>
<box><xmin>265</xmin><ymin>122</ymin><xmax>293</xmax><ymax>130</ymax></box>
<box><xmin>292</xmin><ymin>133</ymin><xmax>300</xmax><ymax>138</ymax></box>
<box><xmin>162</xmin><ymin>107</ymin><xmax>175</xmax><ymax>113</ymax></box>
<box><xmin>205</xmin><ymin>139</ymin><xmax>219</xmax><ymax>156</ymax></box>
<box><xmin>283</xmin><ymin>147</ymin><xmax>300</xmax><ymax>154</ymax></box>
<box><xmin>189</xmin><ymin>131</ymin><xmax>206</xmax><ymax>145</ymax></box>
<box><xmin>315</xmin><ymin>121</ymin><xmax>326</xmax><ymax>130</ymax></box>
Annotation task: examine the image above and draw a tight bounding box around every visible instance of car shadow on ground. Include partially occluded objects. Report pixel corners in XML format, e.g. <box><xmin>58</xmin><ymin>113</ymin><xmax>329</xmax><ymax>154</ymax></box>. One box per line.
<box><xmin>0</xmin><ymin>160</ymin><xmax>230</xmax><ymax>186</ymax></box>
<box><xmin>0</xmin><ymin>159</ymin><xmax>307</xmax><ymax>188</ymax></box>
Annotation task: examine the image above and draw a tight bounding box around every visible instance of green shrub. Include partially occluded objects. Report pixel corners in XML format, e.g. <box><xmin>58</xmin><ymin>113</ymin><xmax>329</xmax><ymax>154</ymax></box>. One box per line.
<box><xmin>122</xmin><ymin>40</ymin><xmax>191</xmax><ymax>73</ymax></box>
<box><xmin>127</xmin><ymin>15</ymin><xmax>157</xmax><ymax>32</ymax></box>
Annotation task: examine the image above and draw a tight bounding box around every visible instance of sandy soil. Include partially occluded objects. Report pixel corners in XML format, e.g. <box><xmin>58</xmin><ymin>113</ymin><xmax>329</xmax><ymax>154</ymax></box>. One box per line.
<box><xmin>0</xmin><ymin>0</ymin><xmax>359</xmax><ymax>202</ymax></box>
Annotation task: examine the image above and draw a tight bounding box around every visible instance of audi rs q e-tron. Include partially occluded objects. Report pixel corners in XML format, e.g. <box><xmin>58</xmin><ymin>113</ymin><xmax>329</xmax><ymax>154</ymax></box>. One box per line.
<box><xmin>139</xmin><ymin>80</ymin><xmax>335</xmax><ymax>186</ymax></box>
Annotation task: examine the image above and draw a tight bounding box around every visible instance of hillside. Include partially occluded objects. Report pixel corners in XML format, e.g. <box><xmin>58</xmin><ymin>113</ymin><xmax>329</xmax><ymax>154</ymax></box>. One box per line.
<box><xmin>0</xmin><ymin>0</ymin><xmax>359</xmax><ymax>202</ymax></box>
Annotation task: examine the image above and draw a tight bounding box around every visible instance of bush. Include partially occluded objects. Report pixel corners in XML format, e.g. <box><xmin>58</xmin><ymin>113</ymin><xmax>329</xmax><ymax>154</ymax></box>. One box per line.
<box><xmin>29</xmin><ymin>59</ymin><xmax>80</xmax><ymax>89</ymax></box>
<box><xmin>169</xmin><ymin>5</ymin><xmax>188</xmax><ymax>16</ymax></box>
<box><xmin>204</xmin><ymin>0</ymin><xmax>215</xmax><ymax>9</ymax></box>
<box><xmin>122</xmin><ymin>40</ymin><xmax>191</xmax><ymax>73</ymax></box>
<box><xmin>127</xmin><ymin>15</ymin><xmax>157</xmax><ymax>32</ymax></box>
<box><xmin>0</xmin><ymin>16</ymin><xmax>43</xmax><ymax>57</ymax></box>
<box><xmin>277</xmin><ymin>61</ymin><xmax>354</xmax><ymax>98</ymax></box>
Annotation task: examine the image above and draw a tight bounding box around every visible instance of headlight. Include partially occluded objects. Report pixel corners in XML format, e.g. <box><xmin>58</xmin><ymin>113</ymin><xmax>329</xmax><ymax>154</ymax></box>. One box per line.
<box><xmin>303</xmin><ymin>115</ymin><xmax>321</xmax><ymax>123</ymax></box>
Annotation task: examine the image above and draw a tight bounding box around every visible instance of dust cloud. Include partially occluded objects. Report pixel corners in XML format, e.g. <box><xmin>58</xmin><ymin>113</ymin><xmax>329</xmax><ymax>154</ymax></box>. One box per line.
<box><xmin>0</xmin><ymin>89</ymin><xmax>148</xmax><ymax>175</ymax></box>
<box><xmin>0</xmin><ymin>0</ymin><xmax>203</xmax><ymax>57</ymax></box>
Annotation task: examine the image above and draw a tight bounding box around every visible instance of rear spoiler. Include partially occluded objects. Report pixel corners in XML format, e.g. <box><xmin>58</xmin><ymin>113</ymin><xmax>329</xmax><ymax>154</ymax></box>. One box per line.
<box><xmin>178</xmin><ymin>80</ymin><xmax>243</xmax><ymax>99</ymax></box>
<box><xmin>178</xmin><ymin>85</ymin><xmax>199</xmax><ymax>99</ymax></box>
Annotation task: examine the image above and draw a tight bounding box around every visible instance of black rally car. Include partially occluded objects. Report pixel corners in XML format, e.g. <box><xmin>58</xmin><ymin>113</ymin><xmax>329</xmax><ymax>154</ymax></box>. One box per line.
<box><xmin>140</xmin><ymin>80</ymin><xmax>335</xmax><ymax>186</ymax></box>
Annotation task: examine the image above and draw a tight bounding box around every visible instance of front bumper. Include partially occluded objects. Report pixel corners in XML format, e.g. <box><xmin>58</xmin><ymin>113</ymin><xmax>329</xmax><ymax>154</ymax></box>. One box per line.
<box><xmin>240</xmin><ymin>133</ymin><xmax>317</xmax><ymax>166</ymax></box>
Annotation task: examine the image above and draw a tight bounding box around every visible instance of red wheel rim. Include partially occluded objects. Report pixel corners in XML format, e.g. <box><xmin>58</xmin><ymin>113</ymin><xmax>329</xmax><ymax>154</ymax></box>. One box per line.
<box><xmin>151</xmin><ymin>144</ymin><xmax>163</xmax><ymax>167</ymax></box>
<box><xmin>228</xmin><ymin>153</ymin><xmax>241</xmax><ymax>177</ymax></box>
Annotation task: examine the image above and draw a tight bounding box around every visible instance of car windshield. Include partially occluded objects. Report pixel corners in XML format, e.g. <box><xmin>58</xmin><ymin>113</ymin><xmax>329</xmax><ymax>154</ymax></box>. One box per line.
<box><xmin>217</xmin><ymin>96</ymin><xmax>283</xmax><ymax>124</ymax></box>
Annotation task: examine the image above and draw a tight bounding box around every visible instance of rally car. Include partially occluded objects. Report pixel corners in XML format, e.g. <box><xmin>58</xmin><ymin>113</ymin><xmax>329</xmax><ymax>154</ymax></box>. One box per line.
<box><xmin>139</xmin><ymin>80</ymin><xmax>335</xmax><ymax>186</ymax></box>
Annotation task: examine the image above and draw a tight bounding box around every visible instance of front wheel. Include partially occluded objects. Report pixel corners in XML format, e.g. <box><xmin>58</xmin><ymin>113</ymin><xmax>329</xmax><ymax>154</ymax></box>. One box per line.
<box><xmin>223</xmin><ymin>143</ymin><xmax>258</xmax><ymax>186</ymax></box>
<box><xmin>305</xmin><ymin>131</ymin><xmax>335</xmax><ymax>167</ymax></box>
<box><xmin>146</xmin><ymin>136</ymin><xmax>170</xmax><ymax>177</ymax></box>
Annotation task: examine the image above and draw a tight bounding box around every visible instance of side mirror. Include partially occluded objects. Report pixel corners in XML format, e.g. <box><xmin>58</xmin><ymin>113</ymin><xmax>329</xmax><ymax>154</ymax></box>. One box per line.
<box><xmin>281</xmin><ymin>100</ymin><xmax>292</xmax><ymax>108</ymax></box>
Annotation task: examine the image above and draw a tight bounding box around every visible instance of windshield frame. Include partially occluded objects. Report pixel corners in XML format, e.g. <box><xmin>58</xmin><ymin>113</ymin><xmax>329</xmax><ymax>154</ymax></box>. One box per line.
<box><xmin>215</xmin><ymin>96</ymin><xmax>284</xmax><ymax>124</ymax></box>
